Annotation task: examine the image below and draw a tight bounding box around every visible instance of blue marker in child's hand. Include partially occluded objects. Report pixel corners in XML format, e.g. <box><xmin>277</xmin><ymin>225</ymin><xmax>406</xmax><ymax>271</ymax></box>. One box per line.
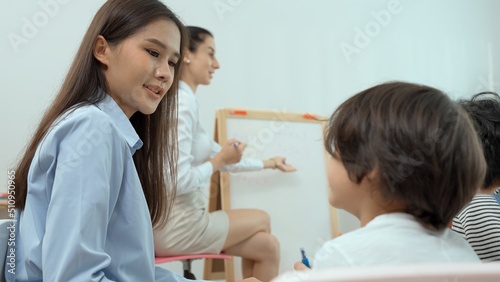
<box><xmin>300</xmin><ymin>248</ymin><xmax>311</xmax><ymax>268</ymax></box>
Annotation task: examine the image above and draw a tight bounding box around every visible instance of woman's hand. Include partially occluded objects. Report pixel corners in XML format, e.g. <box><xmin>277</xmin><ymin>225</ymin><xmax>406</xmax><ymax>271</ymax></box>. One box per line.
<box><xmin>211</xmin><ymin>139</ymin><xmax>246</xmax><ymax>171</ymax></box>
<box><xmin>264</xmin><ymin>157</ymin><xmax>297</xmax><ymax>172</ymax></box>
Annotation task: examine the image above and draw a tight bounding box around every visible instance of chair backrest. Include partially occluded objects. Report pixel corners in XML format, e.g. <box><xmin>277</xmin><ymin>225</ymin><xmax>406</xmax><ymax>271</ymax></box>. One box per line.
<box><xmin>271</xmin><ymin>263</ymin><xmax>500</xmax><ymax>282</ymax></box>
<box><xmin>0</xmin><ymin>219</ymin><xmax>14</xmax><ymax>282</ymax></box>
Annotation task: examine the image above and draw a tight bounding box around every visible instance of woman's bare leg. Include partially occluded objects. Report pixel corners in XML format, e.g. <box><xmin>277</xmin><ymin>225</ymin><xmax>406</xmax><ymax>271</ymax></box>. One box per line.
<box><xmin>222</xmin><ymin>209</ymin><xmax>280</xmax><ymax>282</ymax></box>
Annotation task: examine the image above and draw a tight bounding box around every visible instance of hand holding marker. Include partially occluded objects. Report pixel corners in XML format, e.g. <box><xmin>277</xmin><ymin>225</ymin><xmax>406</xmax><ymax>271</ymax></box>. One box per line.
<box><xmin>300</xmin><ymin>248</ymin><xmax>311</xmax><ymax>268</ymax></box>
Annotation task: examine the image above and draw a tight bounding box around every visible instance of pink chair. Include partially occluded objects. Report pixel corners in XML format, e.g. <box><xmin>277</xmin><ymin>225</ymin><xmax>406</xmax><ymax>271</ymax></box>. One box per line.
<box><xmin>155</xmin><ymin>253</ymin><xmax>233</xmax><ymax>280</ymax></box>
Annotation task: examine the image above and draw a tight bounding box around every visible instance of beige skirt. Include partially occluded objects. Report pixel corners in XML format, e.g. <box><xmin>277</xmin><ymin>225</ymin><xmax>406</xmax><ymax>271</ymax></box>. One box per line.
<box><xmin>154</xmin><ymin>189</ymin><xmax>230</xmax><ymax>256</ymax></box>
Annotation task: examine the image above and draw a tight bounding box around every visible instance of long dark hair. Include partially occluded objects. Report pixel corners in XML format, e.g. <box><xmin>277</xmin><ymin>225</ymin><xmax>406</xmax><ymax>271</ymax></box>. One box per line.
<box><xmin>324</xmin><ymin>81</ymin><xmax>486</xmax><ymax>230</ymax></box>
<box><xmin>15</xmin><ymin>0</ymin><xmax>188</xmax><ymax>228</ymax></box>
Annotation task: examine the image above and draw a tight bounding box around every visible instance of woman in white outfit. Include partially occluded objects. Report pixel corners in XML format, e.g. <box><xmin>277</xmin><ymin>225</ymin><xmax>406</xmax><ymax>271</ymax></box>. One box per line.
<box><xmin>153</xmin><ymin>26</ymin><xmax>296</xmax><ymax>282</ymax></box>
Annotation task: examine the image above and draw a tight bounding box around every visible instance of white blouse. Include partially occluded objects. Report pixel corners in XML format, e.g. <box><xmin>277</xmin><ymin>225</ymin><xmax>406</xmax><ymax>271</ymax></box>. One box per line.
<box><xmin>176</xmin><ymin>81</ymin><xmax>263</xmax><ymax>195</ymax></box>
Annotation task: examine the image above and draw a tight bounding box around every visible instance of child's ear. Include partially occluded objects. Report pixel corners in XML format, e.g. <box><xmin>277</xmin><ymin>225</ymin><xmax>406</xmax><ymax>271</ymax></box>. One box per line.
<box><xmin>365</xmin><ymin>166</ymin><xmax>379</xmax><ymax>183</ymax></box>
<box><xmin>93</xmin><ymin>35</ymin><xmax>110</xmax><ymax>69</ymax></box>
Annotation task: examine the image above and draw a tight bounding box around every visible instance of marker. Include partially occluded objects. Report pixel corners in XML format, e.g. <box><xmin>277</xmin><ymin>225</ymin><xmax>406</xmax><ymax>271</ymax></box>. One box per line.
<box><xmin>303</xmin><ymin>113</ymin><xmax>316</xmax><ymax>120</ymax></box>
<box><xmin>300</xmin><ymin>248</ymin><xmax>311</xmax><ymax>268</ymax></box>
<box><xmin>229</xmin><ymin>110</ymin><xmax>247</xmax><ymax>115</ymax></box>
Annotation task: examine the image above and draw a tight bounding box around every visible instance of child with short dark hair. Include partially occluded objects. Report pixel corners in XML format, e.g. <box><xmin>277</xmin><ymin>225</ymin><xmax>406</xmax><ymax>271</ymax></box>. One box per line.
<box><xmin>452</xmin><ymin>92</ymin><xmax>500</xmax><ymax>262</ymax></box>
<box><xmin>311</xmin><ymin>82</ymin><xmax>485</xmax><ymax>269</ymax></box>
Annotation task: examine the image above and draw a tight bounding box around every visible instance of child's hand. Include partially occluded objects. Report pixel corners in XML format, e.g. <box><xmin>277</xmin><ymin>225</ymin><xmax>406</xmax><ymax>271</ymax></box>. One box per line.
<box><xmin>293</xmin><ymin>261</ymin><xmax>310</xmax><ymax>271</ymax></box>
<box><xmin>237</xmin><ymin>278</ymin><xmax>262</xmax><ymax>282</ymax></box>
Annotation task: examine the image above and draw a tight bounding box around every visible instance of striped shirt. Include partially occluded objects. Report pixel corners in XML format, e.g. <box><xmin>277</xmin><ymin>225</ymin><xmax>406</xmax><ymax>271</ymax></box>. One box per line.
<box><xmin>452</xmin><ymin>188</ymin><xmax>500</xmax><ymax>262</ymax></box>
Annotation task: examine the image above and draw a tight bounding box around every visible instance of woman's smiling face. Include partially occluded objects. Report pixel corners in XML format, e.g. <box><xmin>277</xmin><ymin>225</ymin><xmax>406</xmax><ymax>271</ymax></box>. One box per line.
<box><xmin>96</xmin><ymin>19</ymin><xmax>181</xmax><ymax>117</ymax></box>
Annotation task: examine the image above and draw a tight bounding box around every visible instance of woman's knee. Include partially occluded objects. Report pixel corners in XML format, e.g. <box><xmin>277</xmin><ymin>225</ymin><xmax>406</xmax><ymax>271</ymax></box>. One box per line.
<box><xmin>254</xmin><ymin>210</ymin><xmax>271</xmax><ymax>232</ymax></box>
<box><xmin>268</xmin><ymin>233</ymin><xmax>280</xmax><ymax>258</ymax></box>
<box><xmin>256</xmin><ymin>232</ymin><xmax>280</xmax><ymax>259</ymax></box>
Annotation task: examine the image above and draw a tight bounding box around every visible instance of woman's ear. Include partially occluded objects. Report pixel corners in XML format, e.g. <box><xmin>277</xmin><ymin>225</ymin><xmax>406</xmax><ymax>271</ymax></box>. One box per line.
<box><xmin>183</xmin><ymin>49</ymin><xmax>192</xmax><ymax>64</ymax></box>
<box><xmin>93</xmin><ymin>35</ymin><xmax>110</xmax><ymax>68</ymax></box>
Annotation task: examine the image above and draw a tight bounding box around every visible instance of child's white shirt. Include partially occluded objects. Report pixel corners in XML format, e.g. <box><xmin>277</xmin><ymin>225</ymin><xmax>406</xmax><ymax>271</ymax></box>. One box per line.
<box><xmin>313</xmin><ymin>212</ymin><xmax>479</xmax><ymax>268</ymax></box>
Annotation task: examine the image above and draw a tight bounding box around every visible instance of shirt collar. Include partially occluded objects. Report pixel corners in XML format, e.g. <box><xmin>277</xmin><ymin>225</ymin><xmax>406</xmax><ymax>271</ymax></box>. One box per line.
<box><xmin>96</xmin><ymin>93</ymin><xmax>143</xmax><ymax>153</ymax></box>
<box><xmin>179</xmin><ymin>80</ymin><xmax>194</xmax><ymax>95</ymax></box>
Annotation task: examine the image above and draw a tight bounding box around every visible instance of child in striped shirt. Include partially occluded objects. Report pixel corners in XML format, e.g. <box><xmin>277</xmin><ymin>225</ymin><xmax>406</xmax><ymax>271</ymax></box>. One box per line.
<box><xmin>452</xmin><ymin>92</ymin><xmax>500</xmax><ymax>262</ymax></box>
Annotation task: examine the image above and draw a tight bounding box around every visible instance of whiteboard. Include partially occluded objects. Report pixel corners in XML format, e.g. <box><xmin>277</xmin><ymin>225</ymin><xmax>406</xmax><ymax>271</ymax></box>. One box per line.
<box><xmin>218</xmin><ymin>109</ymin><xmax>358</xmax><ymax>276</ymax></box>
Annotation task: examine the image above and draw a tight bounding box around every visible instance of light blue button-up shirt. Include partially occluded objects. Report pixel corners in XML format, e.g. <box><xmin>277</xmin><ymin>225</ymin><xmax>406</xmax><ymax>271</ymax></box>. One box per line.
<box><xmin>8</xmin><ymin>94</ymin><xmax>206</xmax><ymax>281</ymax></box>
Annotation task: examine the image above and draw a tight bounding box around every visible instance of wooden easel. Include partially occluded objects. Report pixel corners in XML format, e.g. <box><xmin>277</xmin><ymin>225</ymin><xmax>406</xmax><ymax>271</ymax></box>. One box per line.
<box><xmin>203</xmin><ymin>109</ymin><xmax>235</xmax><ymax>282</ymax></box>
<box><xmin>203</xmin><ymin>108</ymin><xmax>340</xmax><ymax>281</ymax></box>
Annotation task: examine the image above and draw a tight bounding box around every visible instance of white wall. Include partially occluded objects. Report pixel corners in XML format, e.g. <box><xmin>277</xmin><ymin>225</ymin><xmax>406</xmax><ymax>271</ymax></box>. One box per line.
<box><xmin>1</xmin><ymin>0</ymin><xmax>500</xmax><ymax>279</ymax></box>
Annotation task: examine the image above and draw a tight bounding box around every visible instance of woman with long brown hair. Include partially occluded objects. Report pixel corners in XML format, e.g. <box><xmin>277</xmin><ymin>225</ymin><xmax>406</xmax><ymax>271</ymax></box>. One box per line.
<box><xmin>9</xmin><ymin>0</ymin><xmax>195</xmax><ymax>280</ymax></box>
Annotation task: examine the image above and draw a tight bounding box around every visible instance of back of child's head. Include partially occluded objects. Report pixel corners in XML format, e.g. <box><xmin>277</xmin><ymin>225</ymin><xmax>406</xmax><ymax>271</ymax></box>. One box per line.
<box><xmin>457</xmin><ymin>92</ymin><xmax>500</xmax><ymax>190</ymax></box>
<box><xmin>324</xmin><ymin>81</ymin><xmax>486</xmax><ymax>230</ymax></box>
